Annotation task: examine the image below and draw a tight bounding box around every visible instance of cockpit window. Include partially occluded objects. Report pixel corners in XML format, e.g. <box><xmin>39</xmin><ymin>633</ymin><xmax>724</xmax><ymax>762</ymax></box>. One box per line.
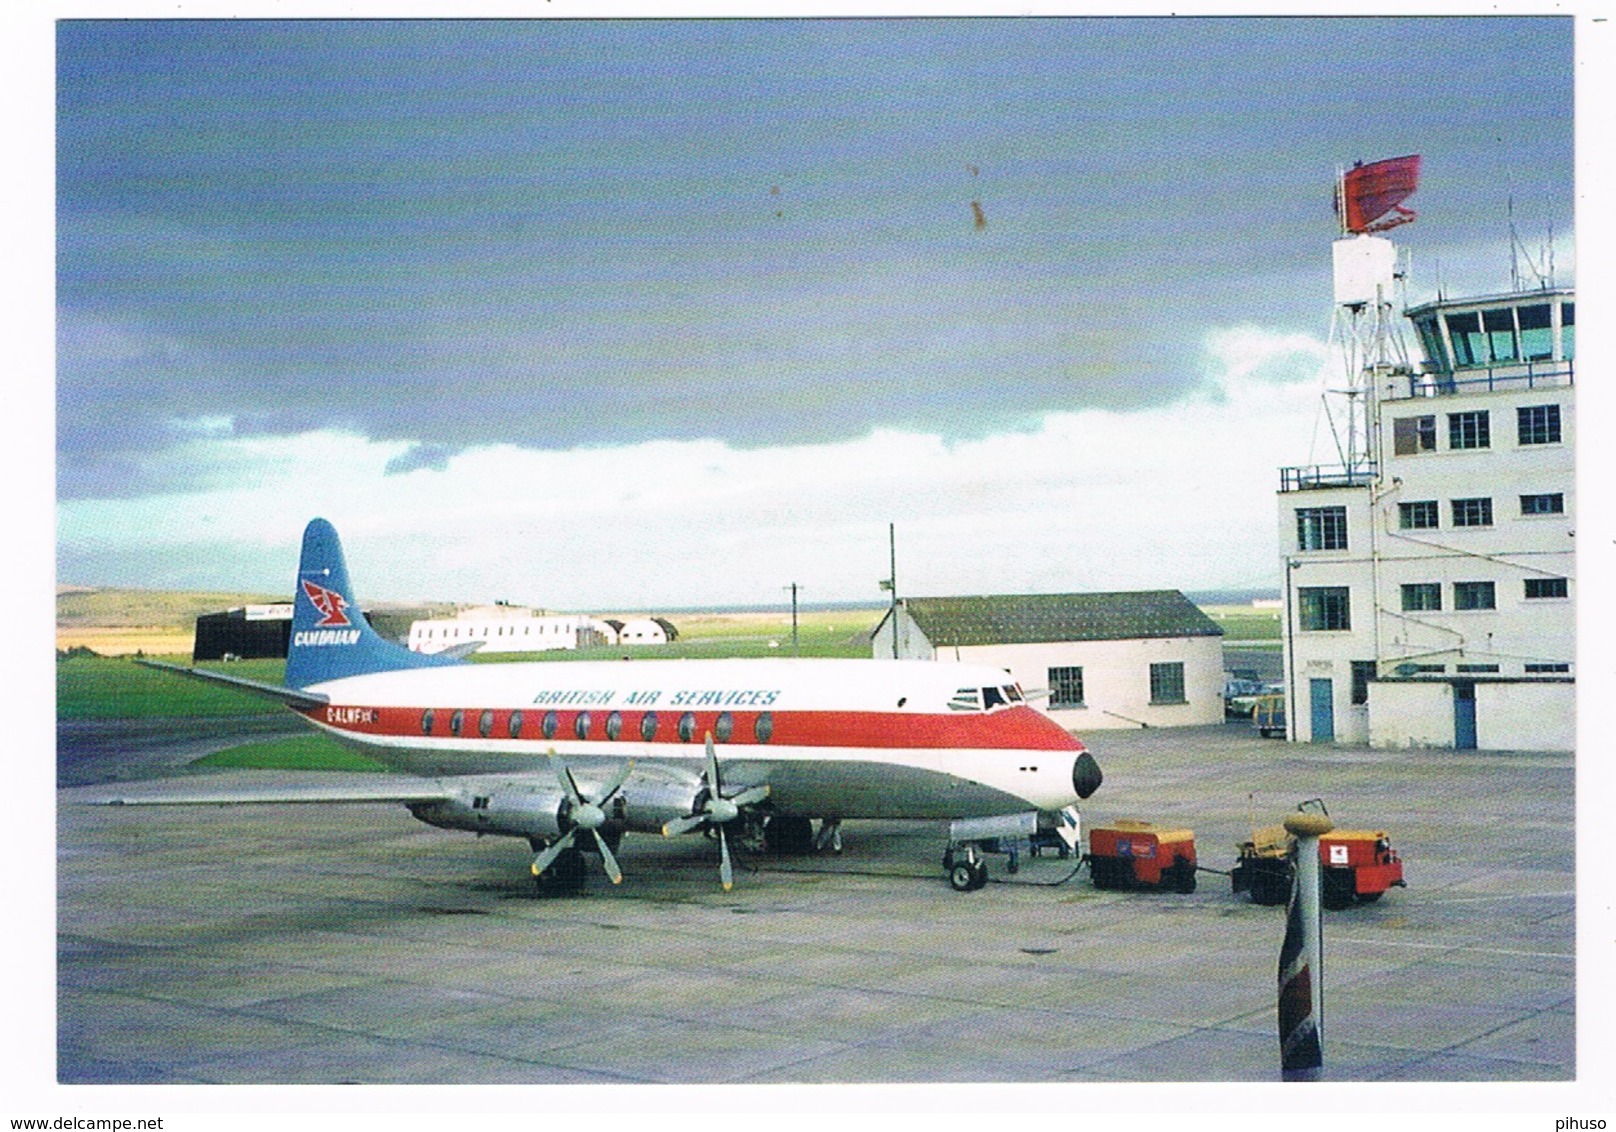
<box><xmin>1003</xmin><ymin>685</ymin><xmax>1024</xmax><ymax>703</ymax></box>
<box><xmin>948</xmin><ymin>688</ymin><xmax>982</xmax><ymax>712</ymax></box>
<box><xmin>982</xmin><ymin>686</ymin><xmax>1007</xmax><ymax>710</ymax></box>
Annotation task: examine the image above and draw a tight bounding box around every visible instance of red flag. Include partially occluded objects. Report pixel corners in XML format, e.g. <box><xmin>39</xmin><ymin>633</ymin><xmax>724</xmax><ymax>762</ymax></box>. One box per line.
<box><xmin>1338</xmin><ymin>155</ymin><xmax>1421</xmax><ymax>234</ymax></box>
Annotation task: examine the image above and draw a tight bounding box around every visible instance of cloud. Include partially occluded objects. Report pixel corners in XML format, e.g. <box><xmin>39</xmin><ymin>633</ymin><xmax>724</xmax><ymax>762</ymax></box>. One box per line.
<box><xmin>56</xmin><ymin>324</ymin><xmax>1332</xmax><ymax>606</ymax></box>
<box><xmin>384</xmin><ymin>443</ymin><xmax>462</xmax><ymax>476</ymax></box>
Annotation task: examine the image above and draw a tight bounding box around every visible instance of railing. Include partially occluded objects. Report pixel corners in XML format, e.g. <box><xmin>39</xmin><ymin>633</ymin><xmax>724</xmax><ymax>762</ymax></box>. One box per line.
<box><xmin>1387</xmin><ymin>358</ymin><xmax>1574</xmax><ymax>401</ymax></box>
<box><xmin>1279</xmin><ymin>464</ymin><xmax>1377</xmax><ymax>492</ymax></box>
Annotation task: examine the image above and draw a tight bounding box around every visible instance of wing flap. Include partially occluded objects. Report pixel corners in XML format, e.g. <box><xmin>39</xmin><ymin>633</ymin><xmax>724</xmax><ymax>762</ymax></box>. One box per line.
<box><xmin>82</xmin><ymin>773</ymin><xmax>452</xmax><ymax>807</ymax></box>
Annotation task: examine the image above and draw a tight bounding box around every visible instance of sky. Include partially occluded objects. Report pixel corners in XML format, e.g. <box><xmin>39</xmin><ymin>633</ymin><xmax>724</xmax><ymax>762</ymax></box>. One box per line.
<box><xmin>54</xmin><ymin>15</ymin><xmax>1580</xmax><ymax>609</ymax></box>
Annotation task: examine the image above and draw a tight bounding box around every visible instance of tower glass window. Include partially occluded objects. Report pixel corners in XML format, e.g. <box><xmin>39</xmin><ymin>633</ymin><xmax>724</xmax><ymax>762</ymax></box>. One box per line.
<box><xmin>1483</xmin><ymin>308</ymin><xmax>1517</xmax><ymax>363</ymax></box>
<box><xmin>1445</xmin><ymin>311</ymin><xmax>1487</xmax><ymax>367</ymax></box>
<box><xmin>1518</xmin><ymin>304</ymin><xmax>1553</xmax><ymax>361</ymax></box>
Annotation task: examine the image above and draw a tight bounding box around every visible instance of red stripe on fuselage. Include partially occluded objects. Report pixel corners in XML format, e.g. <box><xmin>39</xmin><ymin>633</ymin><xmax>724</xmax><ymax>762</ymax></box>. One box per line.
<box><xmin>297</xmin><ymin>703</ymin><xmax>1084</xmax><ymax>752</ymax></box>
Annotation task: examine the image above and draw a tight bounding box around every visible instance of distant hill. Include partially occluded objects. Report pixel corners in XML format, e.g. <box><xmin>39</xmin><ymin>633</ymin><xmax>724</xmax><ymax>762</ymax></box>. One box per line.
<box><xmin>56</xmin><ymin>588</ymin><xmax>288</xmax><ymax>630</ymax></box>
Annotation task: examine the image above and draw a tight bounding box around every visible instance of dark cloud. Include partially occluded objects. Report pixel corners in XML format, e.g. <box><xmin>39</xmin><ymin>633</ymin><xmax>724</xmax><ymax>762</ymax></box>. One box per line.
<box><xmin>385</xmin><ymin>442</ymin><xmax>462</xmax><ymax>476</ymax></box>
<box><xmin>55</xmin><ymin>18</ymin><xmax>1573</xmax><ymax>500</ymax></box>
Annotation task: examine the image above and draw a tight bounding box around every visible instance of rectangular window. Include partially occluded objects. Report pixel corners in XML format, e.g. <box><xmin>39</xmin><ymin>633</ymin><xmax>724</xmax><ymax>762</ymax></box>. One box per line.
<box><xmin>1518</xmin><ymin>304</ymin><xmax>1553</xmax><ymax>361</ymax></box>
<box><xmin>1350</xmin><ymin>660</ymin><xmax>1375</xmax><ymax>705</ymax></box>
<box><xmin>1457</xmin><ymin>664</ymin><xmax>1500</xmax><ymax>673</ymax></box>
<box><xmin>1483</xmin><ymin>307</ymin><xmax>1518</xmax><ymax>362</ymax></box>
<box><xmin>1454</xmin><ymin>581</ymin><xmax>1497</xmax><ymax>611</ymax></box>
<box><xmin>1452</xmin><ymin>498</ymin><xmax>1493</xmax><ymax>527</ymax></box>
<box><xmin>1445</xmin><ymin>311</ymin><xmax>1486</xmax><ymax>367</ymax></box>
<box><xmin>1298</xmin><ymin>587</ymin><xmax>1351</xmax><ymax>631</ymax></box>
<box><xmin>1047</xmin><ymin>666</ymin><xmax>1085</xmax><ymax>709</ymax></box>
<box><xmin>1296</xmin><ymin>506</ymin><xmax>1348</xmax><ymax>551</ymax></box>
<box><xmin>1526</xmin><ymin>663</ymin><xmax>1570</xmax><ymax>674</ymax></box>
<box><xmin>1392</xmin><ymin>415</ymin><xmax>1437</xmax><ymax>456</ymax></box>
<box><xmin>1520</xmin><ymin>493</ymin><xmax>1565</xmax><ymax>516</ymax></box>
<box><xmin>1517</xmin><ymin>404</ymin><xmax>1562</xmax><ymax>445</ymax></box>
<box><xmin>1398</xmin><ymin>501</ymin><xmax>1439</xmax><ymax>529</ymax></box>
<box><xmin>1524</xmin><ymin>577</ymin><xmax>1569</xmax><ymax>600</ymax></box>
<box><xmin>1448</xmin><ymin>411</ymin><xmax>1490</xmax><ymax>450</ymax></box>
<box><xmin>1148</xmin><ymin>662</ymin><xmax>1186</xmax><ymax>705</ymax></box>
<box><xmin>1400</xmin><ymin>583</ymin><xmax>1442</xmax><ymax>612</ymax></box>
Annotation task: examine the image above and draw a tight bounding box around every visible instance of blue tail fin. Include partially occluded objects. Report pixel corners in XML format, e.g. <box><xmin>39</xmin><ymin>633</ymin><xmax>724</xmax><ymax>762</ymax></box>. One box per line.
<box><xmin>285</xmin><ymin>518</ymin><xmax>460</xmax><ymax>688</ymax></box>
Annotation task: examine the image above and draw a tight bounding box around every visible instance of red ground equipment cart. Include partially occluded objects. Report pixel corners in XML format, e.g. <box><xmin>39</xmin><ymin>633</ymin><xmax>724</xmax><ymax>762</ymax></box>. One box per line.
<box><xmin>1089</xmin><ymin>820</ymin><xmax>1197</xmax><ymax>893</ymax></box>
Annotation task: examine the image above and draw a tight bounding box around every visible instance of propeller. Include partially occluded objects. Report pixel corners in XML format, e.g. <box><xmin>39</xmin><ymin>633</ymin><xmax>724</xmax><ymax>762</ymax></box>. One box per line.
<box><xmin>662</xmin><ymin>732</ymin><xmax>770</xmax><ymax>890</ymax></box>
<box><xmin>531</xmin><ymin>751</ymin><xmax>636</xmax><ymax>885</ymax></box>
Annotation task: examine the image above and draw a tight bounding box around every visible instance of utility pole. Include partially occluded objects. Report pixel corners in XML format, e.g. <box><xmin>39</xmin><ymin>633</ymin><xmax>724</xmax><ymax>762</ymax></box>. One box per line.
<box><xmin>879</xmin><ymin>522</ymin><xmax>899</xmax><ymax>659</ymax></box>
<box><xmin>783</xmin><ymin>582</ymin><xmax>801</xmax><ymax>655</ymax></box>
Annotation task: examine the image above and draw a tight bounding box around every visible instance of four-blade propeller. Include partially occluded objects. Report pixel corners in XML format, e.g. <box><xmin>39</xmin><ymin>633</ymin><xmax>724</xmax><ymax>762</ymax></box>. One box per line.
<box><xmin>662</xmin><ymin>733</ymin><xmax>771</xmax><ymax>890</ymax></box>
<box><xmin>531</xmin><ymin>752</ymin><xmax>636</xmax><ymax>884</ymax></box>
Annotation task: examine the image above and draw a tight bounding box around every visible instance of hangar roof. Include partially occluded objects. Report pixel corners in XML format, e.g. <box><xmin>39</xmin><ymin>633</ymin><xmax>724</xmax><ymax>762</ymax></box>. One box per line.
<box><xmin>890</xmin><ymin>591</ymin><xmax>1222</xmax><ymax>647</ymax></box>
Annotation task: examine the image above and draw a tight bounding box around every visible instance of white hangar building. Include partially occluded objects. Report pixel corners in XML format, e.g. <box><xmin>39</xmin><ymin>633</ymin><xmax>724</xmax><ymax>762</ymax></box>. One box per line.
<box><xmin>408</xmin><ymin>606</ymin><xmax>617</xmax><ymax>655</ymax></box>
<box><xmin>871</xmin><ymin>591</ymin><xmax>1226</xmax><ymax>730</ymax></box>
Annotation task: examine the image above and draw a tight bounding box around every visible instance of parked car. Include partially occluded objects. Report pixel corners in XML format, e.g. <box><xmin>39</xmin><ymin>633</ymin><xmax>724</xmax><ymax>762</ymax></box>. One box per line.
<box><xmin>1223</xmin><ymin>678</ymin><xmax>1268</xmax><ymax>718</ymax></box>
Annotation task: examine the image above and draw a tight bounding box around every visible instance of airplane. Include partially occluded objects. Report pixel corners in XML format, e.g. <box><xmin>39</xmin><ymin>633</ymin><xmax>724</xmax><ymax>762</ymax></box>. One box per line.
<box><xmin>97</xmin><ymin>518</ymin><xmax>1103</xmax><ymax>894</ymax></box>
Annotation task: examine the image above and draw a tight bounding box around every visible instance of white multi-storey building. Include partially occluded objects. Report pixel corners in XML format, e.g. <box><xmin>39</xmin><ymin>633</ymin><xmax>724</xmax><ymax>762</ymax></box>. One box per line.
<box><xmin>1277</xmin><ymin>279</ymin><xmax>1574</xmax><ymax>750</ymax></box>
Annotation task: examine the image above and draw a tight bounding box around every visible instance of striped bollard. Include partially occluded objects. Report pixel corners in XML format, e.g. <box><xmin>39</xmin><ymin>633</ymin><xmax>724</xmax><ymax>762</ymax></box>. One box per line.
<box><xmin>1278</xmin><ymin>811</ymin><xmax>1334</xmax><ymax>1081</ymax></box>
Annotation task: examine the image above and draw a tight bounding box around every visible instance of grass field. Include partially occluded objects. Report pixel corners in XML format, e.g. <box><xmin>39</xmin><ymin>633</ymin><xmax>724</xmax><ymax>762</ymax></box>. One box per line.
<box><xmin>1198</xmin><ymin>604</ymin><xmax>1281</xmax><ymax>642</ymax></box>
<box><xmin>194</xmin><ymin>735</ymin><xmax>388</xmax><ymax>772</ymax></box>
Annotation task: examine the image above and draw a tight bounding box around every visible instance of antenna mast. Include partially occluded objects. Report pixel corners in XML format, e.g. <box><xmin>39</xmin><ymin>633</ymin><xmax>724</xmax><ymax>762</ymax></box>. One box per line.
<box><xmin>1326</xmin><ymin>155</ymin><xmax>1421</xmax><ymax>480</ymax></box>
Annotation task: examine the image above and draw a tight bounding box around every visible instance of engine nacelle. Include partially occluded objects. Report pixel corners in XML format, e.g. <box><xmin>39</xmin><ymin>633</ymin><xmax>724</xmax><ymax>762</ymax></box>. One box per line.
<box><xmin>409</xmin><ymin>785</ymin><xmax>569</xmax><ymax>840</ymax></box>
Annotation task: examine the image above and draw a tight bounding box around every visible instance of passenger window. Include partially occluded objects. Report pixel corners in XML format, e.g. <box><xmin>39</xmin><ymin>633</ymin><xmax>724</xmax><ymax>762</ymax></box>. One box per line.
<box><xmin>507</xmin><ymin>710</ymin><xmax>523</xmax><ymax>739</ymax></box>
<box><xmin>640</xmin><ymin>712</ymin><xmax>659</xmax><ymax>742</ymax></box>
<box><xmin>575</xmin><ymin>712</ymin><xmax>592</xmax><ymax>740</ymax></box>
<box><xmin>678</xmin><ymin>712</ymin><xmax>697</xmax><ymax>742</ymax></box>
<box><xmin>450</xmin><ymin>710</ymin><xmax>464</xmax><ymax>737</ymax></box>
<box><xmin>754</xmin><ymin>712</ymin><xmax>774</xmax><ymax>743</ymax></box>
<box><xmin>478</xmin><ymin>709</ymin><xmax>494</xmax><ymax>739</ymax></box>
<box><xmin>605</xmin><ymin>711</ymin><xmax>622</xmax><ymax>740</ymax></box>
<box><xmin>714</xmin><ymin>711</ymin><xmax>734</xmax><ymax>743</ymax></box>
<box><xmin>542</xmin><ymin>710</ymin><xmax>558</xmax><ymax>740</ymax></box>
<box><xmin>421</xmin><ymin>708</ymin><xmax>435</xmax><ymax>736</ymax></box>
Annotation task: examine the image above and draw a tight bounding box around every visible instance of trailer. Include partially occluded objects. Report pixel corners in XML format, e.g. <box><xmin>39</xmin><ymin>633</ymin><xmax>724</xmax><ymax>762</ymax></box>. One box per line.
<box><xmin>1319</xmin><ymin>829</ymin><xmax>1406</xmax><ymax>909</ymax></box>
<box><xmin>1231</xmin><ymin>817</ymin><xmax>1406</xmax><ymax>909</ymax></box>
<box><xmin>1088</xmin><ymin>819</ymin><xmax>1197</xmax><ymax>893</ymax></box>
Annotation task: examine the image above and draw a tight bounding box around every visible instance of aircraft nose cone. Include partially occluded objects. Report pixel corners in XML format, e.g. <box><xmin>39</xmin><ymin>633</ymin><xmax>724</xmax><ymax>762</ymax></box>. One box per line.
<box><xmin>1071</xmin><ymin>750</ymin><xmax>1103</xmax><ymax>799</ymax></box>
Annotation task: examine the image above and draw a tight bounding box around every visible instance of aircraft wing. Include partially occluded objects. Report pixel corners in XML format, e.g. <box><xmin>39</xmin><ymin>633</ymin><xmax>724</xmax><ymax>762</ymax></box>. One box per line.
<box><xmin>83</xmin><ymin>773</ymin><xmax>453</xmax><ymax>807</ymax></box>
<box><xmin>133</xmin><ymin>658</ymin><xmax>329</xmax><ymax>710</ymax></box>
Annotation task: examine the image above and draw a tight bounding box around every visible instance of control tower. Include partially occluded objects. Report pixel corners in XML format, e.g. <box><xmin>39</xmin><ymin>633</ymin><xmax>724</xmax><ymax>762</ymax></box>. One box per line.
<box><xmin>1276</xmin><ymin>160</ymin><xmax>1574</xmax><ymax>752</ymax></box>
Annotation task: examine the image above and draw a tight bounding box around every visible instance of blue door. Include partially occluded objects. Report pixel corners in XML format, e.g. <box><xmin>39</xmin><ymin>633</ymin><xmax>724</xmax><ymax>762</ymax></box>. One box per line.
<box><xmin>1454</xmin><ymin>682</ymin><xmax>1477</xmax><ymax>750</ymax></box>
<box><xmin>1309</xmin><ymin>678</ymin><xmax>1335</xmax><ymax>742</ymax></box>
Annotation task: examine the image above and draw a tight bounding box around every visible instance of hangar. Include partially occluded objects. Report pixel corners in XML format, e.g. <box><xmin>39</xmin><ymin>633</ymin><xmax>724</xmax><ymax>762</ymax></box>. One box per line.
<box><xmin>191</xmin><ymin>604</ymin><xmax>292</xmax><ymax>661</ymax></box>
<box><xmin>870</xmin><ymin>591</ymin><xmax>1225</xmax><ymax>729</ymax></box>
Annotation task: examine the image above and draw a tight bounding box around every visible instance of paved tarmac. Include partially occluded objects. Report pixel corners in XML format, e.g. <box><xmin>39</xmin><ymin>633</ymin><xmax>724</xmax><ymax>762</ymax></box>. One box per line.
<box><xmin>57</xmin><ymin>721</ymin><xmax>1575</xmax><ymax>1086</ymax></box>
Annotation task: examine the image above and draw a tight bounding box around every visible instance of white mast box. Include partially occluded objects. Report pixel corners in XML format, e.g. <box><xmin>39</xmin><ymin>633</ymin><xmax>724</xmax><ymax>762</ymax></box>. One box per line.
<box><xmin>1333</xmin><ymin>234</ymin><xmax>1397</xmax><ymax>307</ymax></box>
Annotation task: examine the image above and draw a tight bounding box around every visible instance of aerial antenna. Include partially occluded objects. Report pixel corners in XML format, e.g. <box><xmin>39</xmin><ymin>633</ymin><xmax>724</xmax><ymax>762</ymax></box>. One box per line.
<box><xmin>1323</xmin><ymin>155</ymin><xmax>1420</xmax><ymax>480</ymax></box>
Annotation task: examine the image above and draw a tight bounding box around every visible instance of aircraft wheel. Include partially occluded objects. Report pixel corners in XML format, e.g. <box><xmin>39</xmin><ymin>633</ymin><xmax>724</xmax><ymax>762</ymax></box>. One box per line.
<box><xmin>949</xmin><ymin>862</ymin><xmax>978</xmax><ymax>892</ymax></box>
<box><xmin>971</xmin><ymin>861</ymin><xmax>989</xmax><ymax>889</ymax></box>
<box><xmin>535</xmin><ymin>846</ymin><xmax>587</xmax><ymax>897</ymax></box>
